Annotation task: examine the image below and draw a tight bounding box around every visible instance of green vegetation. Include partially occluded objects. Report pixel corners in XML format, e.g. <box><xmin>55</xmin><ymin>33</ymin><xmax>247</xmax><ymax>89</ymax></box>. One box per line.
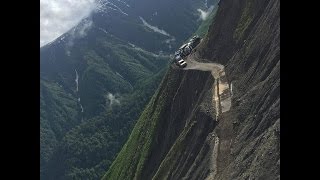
<box><xmin>40</xmin><ymin>28</ymin><xmax>169</xmax><ymax>179</ymax></box>
<box><xmin>102</xmin><ymin>70</ymin><xmax>181</xmax><ymax>180</ymax></box>
<box><xmin>43</xmin><ymin>69</ymin><xmax>167</xmax><ymax>180</ymax></box>
<box><xmin>40</xmin><ymin>79</ymin><xmax>80</xmax><ymax>176</ymax></box>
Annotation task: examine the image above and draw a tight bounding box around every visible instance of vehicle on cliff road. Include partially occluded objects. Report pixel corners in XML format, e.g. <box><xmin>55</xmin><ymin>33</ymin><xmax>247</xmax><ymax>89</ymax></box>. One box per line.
<box><xmin>173</xmin><ymin>35</ymin><xmax>202</xmax><ymax>68</ymax></box>
<box><xmin>176</xmin><ymin>59</ymin><xmax>187</xmax><ymax>68</ymax></box>
<box><xmin>189</xmin><ymin>35</ymin><xmax>201</xmax><ymax>48</ymax></box>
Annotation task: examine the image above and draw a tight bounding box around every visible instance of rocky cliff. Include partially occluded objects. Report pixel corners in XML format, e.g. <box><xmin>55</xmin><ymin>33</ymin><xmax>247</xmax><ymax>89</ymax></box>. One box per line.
<box><xmin>103</xmin><ymin>0</ymin><xmax>280</xmax><ymax>179</ymax></box>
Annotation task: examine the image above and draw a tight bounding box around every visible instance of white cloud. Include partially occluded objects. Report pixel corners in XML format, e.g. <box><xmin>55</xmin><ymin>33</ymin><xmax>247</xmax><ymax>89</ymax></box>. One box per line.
<box><xmin>40</xmin><ymin>0</ymin><xmax>98</xmax><ymax>47</ymax></box>
<box><xmin>197</xmin><ymin>5</ymin><xmax>214</xmax><ymax>21</ymax></box>
<box><xmin>78</xmin><ymin>20</ymin><xmax>93</xmax><ymax>37</ymax></box>
<box><xmin>66</xmin><ymin>18</ymin><xmax>93</xmax><ymax>50</ymax></box>
<box><xmin>139</xmin><ymin>16</ymin><xmax>171</xmax><ymax>37</ymax></box>
<box><xmin>107</xmin><ymin>93</ymin><xmax>120</xmax><ymax>106</ymax></box>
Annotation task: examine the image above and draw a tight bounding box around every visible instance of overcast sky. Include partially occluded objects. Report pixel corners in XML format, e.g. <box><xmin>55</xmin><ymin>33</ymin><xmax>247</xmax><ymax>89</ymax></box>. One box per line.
<box><xmin>40</xmin><ymin>0</ymin><xmax>97</xmax><ymax>47</ymax></box>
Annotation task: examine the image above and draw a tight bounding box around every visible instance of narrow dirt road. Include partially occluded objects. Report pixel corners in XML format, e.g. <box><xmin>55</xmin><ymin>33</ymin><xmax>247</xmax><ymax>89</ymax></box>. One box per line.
<box><xmin>181</xmin><ymin>53</ymin><xmax>233</xmax><ymax>179</ymax></box>
<box><xmin>183</xmin><ymin>54</ymin><xmax>232</xmax><ymax>118</ymax></box>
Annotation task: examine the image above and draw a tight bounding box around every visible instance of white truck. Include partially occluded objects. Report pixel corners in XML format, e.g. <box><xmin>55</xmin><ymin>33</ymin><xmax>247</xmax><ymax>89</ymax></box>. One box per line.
<box><xmin>177</xmin><ymin>59</ymin><xmax>187</xmax><ymax>68</ymax></box>
<box><xmin>173</xmin><ymin>35</ymin><xmax>201</xmax><ymax>68</ymax></box>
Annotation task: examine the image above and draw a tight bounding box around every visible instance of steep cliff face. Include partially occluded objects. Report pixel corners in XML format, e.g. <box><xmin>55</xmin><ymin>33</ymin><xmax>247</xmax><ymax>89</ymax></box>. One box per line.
<box><xmin>104</xmin><ymin>0</ymin><xmax>280</xmax><ymax>179</ymax></box>
<box><xmin>103</xmin><ymin>68</ymin><xmax>214</xmax><ymax>180</ymax></box>
<box><xmin>40</xmin><ymin>0</ymin><xmax>222</xmax><ymax>179</ymax></box>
